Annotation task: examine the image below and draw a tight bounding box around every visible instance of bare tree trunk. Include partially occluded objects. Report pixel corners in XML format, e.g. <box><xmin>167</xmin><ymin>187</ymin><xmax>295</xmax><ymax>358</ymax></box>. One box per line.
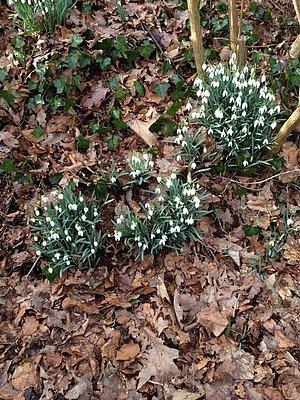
<box><xmin>229</xmin><ymin>0</ymin><xmax>238</xmax><ymax>51</ymax></box>
<box><xmin>187</xmin><ymin>0</ymin><xmax>204</xmax><ymax>73</ymax></box>
<box><xmin>273</xmin><ymin>107</ymin><xmax>300</xmax><ymax>153</ymax></box>
<box><xmin>292</xmin><ymin>0</ymin><xmax>300</xmax><ymax>24</ymax></box>
<box><xmin>290</xmin><ymin>35</ymin><xmax>300</xmax><ymax>58</ymax></box>
<box><xmin>237</xmin><ymin>37</ymin><xmax>246</xmax><ymax>67</ymax></box>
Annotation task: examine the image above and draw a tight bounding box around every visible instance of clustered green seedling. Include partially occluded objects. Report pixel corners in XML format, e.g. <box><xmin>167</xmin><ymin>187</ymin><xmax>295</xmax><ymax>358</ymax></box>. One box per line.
<box><xmin>9</xmin><ymin>0</ymin><xmax>76</xmax><ymax>34</ymax></box>
<box><xmin>175</xmin><ymin>54</ymin><xmax>281</xmax><ymax>168</ymax></box>
<box><xmin>113</xmin><ymin>174</ymin><xmax>208</xmax><ymax>259</ymax></box>
<box><xmin>31</xmin><ymin>187</ymin><xmax>107</xmax><ymax>279</ymax></box>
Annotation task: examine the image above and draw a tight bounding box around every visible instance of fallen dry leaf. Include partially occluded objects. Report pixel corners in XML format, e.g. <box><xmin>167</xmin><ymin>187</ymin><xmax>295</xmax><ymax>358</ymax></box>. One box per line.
<box><xmin>82</xmin><ymin>82</ymin><xmax>109</xmax><ymax>109</ymax></box>
<box><xmin>137</xmin><ymin>328</ymin><xmax>179</xmax><ymax>389</ymax></box>
<box><xmin>115</xmin><ymin>342</ymin><xmax>140</xmax><ymax>361</ymax></box>
<box><xmin>127</xmin><ymin>118</ymin><xmax>157</xmax><ymax>147</ymax></box>
<box><xmin>11</xmin><ymin>362</ymin><xmax>39</xmax><ymax>391</ymax></box>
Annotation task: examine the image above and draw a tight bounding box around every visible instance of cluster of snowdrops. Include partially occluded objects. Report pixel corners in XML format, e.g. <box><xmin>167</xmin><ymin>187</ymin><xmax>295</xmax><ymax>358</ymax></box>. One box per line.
<box><xmin>31</xmin><ymin>56</ymin><xmax>281</xmax><ymax>279</ymax></box>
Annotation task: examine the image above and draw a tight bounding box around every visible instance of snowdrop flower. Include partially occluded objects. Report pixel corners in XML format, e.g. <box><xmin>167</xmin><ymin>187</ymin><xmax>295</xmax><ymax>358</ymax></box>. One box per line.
<box><xmin>157</xmin><ymin>177</ymin><xmax>162</xmax><ymax>183</ymax></box>
<box><xmin>114</xmin><ymin>230</ymin><xmax>122</xmax><ymax>241</ymax></box>
<box><xmin>66</xmin><ymin>236</ymin><xmax>71</xmax><ymax>241</ymax></box>
<box><xmin>271</xmin><ymin>122</ymin><xmax>277</xmax><ymax>129</ymax></box>
<box><xmin>36</xmin><ymin>250</ymin><xmax>41</xmax><ymax>256</ymax></box>
<box><xmin>91</xmin><ymin>249</ymin><xmax>95</xmax><ymax>254</ymax></box>
<box><xmin>155</xmin><ymin>187</ymin><xmax>161</xmax><ymax>194</ymax></box>
<box><xmin>58</xmin><ymin>193</ymin><xmax>64</xmax><ymax>200</ymax></box>
<box><xmin>54</xmin><ymin>253</ymin><xmax>60</xmax><ymax>260</ymax></box>
<box><xmin>243</xmin><ymin>160</ymin><xmax>248</xmax><ymax>167</ymax></box>
<box><xmin>286</xmin><ymin>218</ymin><xmax>294</xmax><ymax>226</ymax></box>
<box><xmin>191</xmin><ymin>162</ymin><xmax>196</xmax><ymax>170</ymax></box>
<box><xmin>183</xmin><ymin>207</ymin><xmax>189</xmax><ymax>215</ymax></box>
<box><xmin>186</xmin><ymin>102</ymin><xmax>192</xmax><ymax>111</ymax></box>
<box><xmin>176</xmin><ymin>155</ymin><xmax>182</xmax><ymax>161</ymax></box>
<box><xmin>131</xmin><ymin>222</ymin><xmax>137</xmax><ymax>230</ymax></box>
<box><xmin>110</xmin><ymin>176</ymin><xmax>117</xmax><ymax>184</ymax></box>
<box><xmin>81</xmin><ymin>215</ymin><xmax>87</xmax><ymax>221</ymax></box>
<box><xmin>42</xmin><ymin>240</ymin><xmax>47</xmax><ymax>247</ymax></box>
<box><xmin>185</xmin><ymin>217</ymin><xmax>194</xmax><ymax>225</ymax></box>
<box><xmin>214</xmin><ymin>109</ymin><xmax>223</xmax><ymax>119</ymax></box>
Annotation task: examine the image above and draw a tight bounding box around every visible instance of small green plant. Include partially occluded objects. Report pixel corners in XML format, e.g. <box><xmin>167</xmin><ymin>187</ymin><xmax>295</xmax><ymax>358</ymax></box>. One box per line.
<box><xmin>267</xmin><ymin>212</ymin><xmax>300</xmax><ymax>260</ymax></box>
<box><xmin>127</xmin><ymin>152</ymin><xmax>155</xmax><ymax>186</ymax></box>
<box><xmin>113</xmin><ymin>175</ymin><xmax>208</xmax><ymax>259</ymax></box>
<box><xmin>30</xmin><ymin>187</ymin><xmax>108</xmax><ymax>280</ymax></box>
<box><xmin>177</xmin><ymin>54</ymin><xmax>281</xmax><ymax>168</ymax></box>
<box><xmin>10</xmin><ymin>0</ymin><xmax>76</xmax><ymax>34</ymax></box>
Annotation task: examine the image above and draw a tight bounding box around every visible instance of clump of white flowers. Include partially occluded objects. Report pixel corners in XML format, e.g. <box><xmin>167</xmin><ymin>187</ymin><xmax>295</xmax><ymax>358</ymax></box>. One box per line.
<box><xmin>113</xmin><ymin>174</ymin><xmax>208</xmax><ymax>259</ymax></box>
<box><xmin>30</xmin><ymin>187</ymin><xmax>107</xmax><ymax>279</ymax></box>
<box><xmin>176</xmin><ymin>54</ymin><xmax>281</xmax><ymax>168</ymax></box>
<box><xmin>127</xmin><ymin>152</ymin><xmax>155</xmax><ymax>186</ymax></box>
<box><xmin>9</xmin><ymin>0</ymin><xmax>76</xmax><ymax>34</ymax></box>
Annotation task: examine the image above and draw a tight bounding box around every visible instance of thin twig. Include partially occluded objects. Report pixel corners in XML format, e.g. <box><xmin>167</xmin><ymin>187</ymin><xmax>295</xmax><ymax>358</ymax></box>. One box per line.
<box><xmin>26</xmin><ymin>256</ymin><xmax>41</xmax><ymax>277</ymax></box>
<box><xmin>222</xmin><ymin>169</ymin><xmax>300</xmax><ymax>186</ymax></box>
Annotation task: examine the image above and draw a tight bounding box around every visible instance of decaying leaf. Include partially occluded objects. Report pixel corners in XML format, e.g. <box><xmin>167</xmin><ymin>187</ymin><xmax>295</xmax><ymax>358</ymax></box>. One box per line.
<box><xmin>115</xmin><ymin>342</ymin><xmax>140</xmax><ymax>361</ymax></box>
<box><xmin>137</xmin><ymin>328</ymin><xmax>179</xmax><ymax>389</ymax></box>
<box><xmin>11</xmin><ymin>362</ymin><xmax>39</xmax><ymax>391</ymax></box>
<box><xmin>127</xmin><ymin>118</ymin><xmax>157</xmax><ymax>147</ymax></box>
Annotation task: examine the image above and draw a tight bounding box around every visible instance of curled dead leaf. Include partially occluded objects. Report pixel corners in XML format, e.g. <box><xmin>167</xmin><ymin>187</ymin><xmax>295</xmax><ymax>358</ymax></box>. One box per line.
<box><xmin>127</xmin><ymin>118</ymin><xmax>157</xmax><ymax>147</ymax></box>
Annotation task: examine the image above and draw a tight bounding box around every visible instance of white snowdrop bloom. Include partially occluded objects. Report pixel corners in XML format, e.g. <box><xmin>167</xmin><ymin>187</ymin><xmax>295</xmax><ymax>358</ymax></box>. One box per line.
<box><xmin>183</xmin><ymin>207</ymin><xmax>189</xmax><ymax>215</ymax></box>
<box><xmin>228</xmin><ymin>141</ymin><xmax>233</xmax><ymax>147</ymax></box>
<box><xmin>185</xmin><ymin>217</ymin><xmax>194</xmax><ymax>225</ymax></box>
<box><xmin>232</xmin><ymin>104</ymin><xmax>237</xmax><ymax>111</ymax></box>
<box><xmin>94</xmin><ymin>210</ymin><xmax>98</xmax><ymax>217</ymax></box>
<box><xmin>222</xmin><ymin>90</ymin><xmax>228</xmax><ymax>97</ymax></box>
<box><xmin>286</xmin><ymin>218</ymin><xmax>294</xmax><ymax>226</ymax></box>
<box><xmin>41</xmin><ymin>195</ymin><xmax>48</xmax><ymax>203</ymax></box>
<box><xmin>91</xmin><ymin>249</ymin><xmax>95</xmax><ymax>254</ymax></box>
<box><xmin>175</xmin><ymin>225</ymin><xmax>180</xmax><ymax>233</ymax></box>
<box><xmin>36</xmin><ymin>250</ymin><xmax>41</xmax><ymax>256</ymax></box>
<box><xmin>51</xmin><ymin>190</ymin><xmax>58</xmax><ymax>197</ymax></box>
<box><xmin>135</xmin><ymin>170</ymin><xmax>141</xmax><ymax>176</ymax></box>
<box><xmin>243</xmin><ymin>160</ymin><xmax>248</xmax><ymax>167</ymax></box>
<box><xmin>169</xmin><ymin>220</ymin><xmax>174</xmax><ymax>226</ymax></box>
<box><xmin>34</xmin><ymin>236</ymin><xmax>38</xmax><ymax>241</ymax></box>
<box><xmin>151</xmin><ymin>233</ymin><xmax>155</xmax><ymax>239</ymax></box>
<box><xmin>231</xmin><ymin>114</ymin><xmax>237</xmax><ymax>121</ymax></box>
<box><xmin>261</xmin><ymin>74</ymin><xmax>266</xmax><ymax>83</ymax></box>
<box><xmin>214</xmin><ymin>109</ymin><xmax>223</xmax><ymax>119</ymax></box>
<box><xmin>116</xmin><ymin>217</ymin><xmax>122</xmax><ymax>224</ymax></box>
<box><xmin>182</xmin><ymin>126</ymin><xmax>188</xmax><ymax>133</ymax></box>
<box><xmin>274</xmin><ymin>105</ymin><xmax>280</xmax><ymax>113</ymax></box>
<box><xmin>242</xmin><ymin>102</ymin><xmax>248</xmax><ymax>110</ymax></box>
<box><xmin>155</xmin><ymin>187</ymin><xmax>161</xmax><ymax>194</ymax></box>
<box><xmin>236</xmin><ymin>97</ymin><xmax>242</xmax><ymax>107</ymax></box>
<box><xmin>203</xmin><ymin>146</ymin><xmax>207</xmax><ymax>154</ymax></box>
<box><xmin>35</xmin><ymin>209</ymin><xmax>40</xmax><ymax>216</ymax></box>
<box><xmin>202</xmin><ymin>97</ymin><xmax>208</xmax><ymax>105</ymax></box>
<box><xmin>157</xmin><ymin>177</ymin><xmax>162</xmax><ymax>183</ymax></box>
<box><xmin>75</xmin><ymin>224</ymin><xmax>81</xmax><ymax>231</ymax></box>
<box><xmin>114</xmin><ymin>231</ymin><xmax>122</xmax><ymax>241</ymax></box>
<box><xmin>143</xmin><ymin>153</ymin><xmax>149</xmax><ymax>161</ymax></box>
<box><xmin>271</xmin><ymin>122</ymin><xmax>277</xmax><ymax>129</ymax></box>
<box><xmin>54</xmin><ymin>253</ymin><xmax>60</xmax><ymax>260</ymax></box>
<box><xmin>148</xmin><ymin>209</ymin><xmax>154</xmax><ymax>218</ymax></box>
<box><xmin>174</xmin><ymin>196</ymin><xmax>181</xmax><ymax>203</ymax></box>
<box><xmin>228</xmin><ymin>127</ymin><xmax>233</xmax><ymax>136</ymax></box>
<box><xmin>242</xmin><ymin>126</ymin><xmax>248</xmax><ymax>134</ymax></box>
<box><xmin>66</xmin><ymin>260</ymin><xmax>71</xmax><ymax>266</ymax></box>
<box><xmin>191</xmin><ymin>162</ymin><xmax>197</xmax><ymax>170</ymax></box>
<box><xmin>50</xmin><ymin>220</ymin><xmax>55</xmax><ymax>227</ymax></box>
<box><xmin>42</xmin><ymin>240</ymin><xmax>47</xmax><ymax>247</ymax></box>
<box><xmin>220</xmin><ymin>131</ymin><xmax>226</xmax><ymax>138</ymax></box>
<box><xmin>176</xmin><ymin>155</ymin><xmax>182</xmax><ymax>161</ymax></box>
<box><xmin>186</xmin><ymin>102</ymin><xmax>192</xmax><ymax>111</ymax></box>
<box><xmin>54</xmin><ymin>205</ymin><xmax>59</xmax><ymax>211</ymax></box>
<box><xmin>58</xmin><ymin>193</ymin><xmax>64</xmax><ymax>200</ymax></box>
<box><xmin>131</xmin><ymin>222</ymin><xmax>137</xmax><ymax>230</ymax></box>
<box><xmin>156</xmin><ymin>228</ymin><xmax>161</xmax><ymax>234</ymax></box>
<box><xmin>263</xmin><ymin>139</ymin><xmax>269</xmax><ymax>145</ymax></box>
<box><xmin>254</xmin><ymin>120</ymin><xmax>259</xmax><ymax>128</ymax></box>
<box><xmin>158</xmin><ymin>196</ymin><xmax>164</xmax><ymax>202</ymax></box>
<box><xmin>171</xmin><ymin>173</ymin><xmax>176</xmax><ymax>180</ymax></box>
<box><xmin>149</xmin><ymin>160</ymin><xmax>154</xmax><ymax>168</ymax></box>
<box><xmin>72</xmin><ymin>204</ymin><xmax>78</xmax><ymax>211</ymax></box>
<box><xmin>143</xmin><ymin>244</ymin><xmax>148</xmax><ymax>251</ymax></box>
<box><xmin>194</xmin><ymin>77</ymin><xmax>203</xmax><ymax>87</ymax></box>
<box><xmin>138</xmin><ymin>242</ymin><xmax>143</xmax><ymax>248</ymax></box>
<box><xmin>196</xmin><ymin>89</ymin><xmax>202</xmax><ymax>97</ymax></box>
<box><xmin>48</xmin><ymin>267</ymin><xmax>53</xmax><ymax>274</ymax></box>
<box><xmin>159</xmin><ymin>235</ymin><xmax>168</xmax><ymax>246</ymax></box>
<box><xmin>211</xmin><ymin>81</ymin><xmax>220</xmax><ymax>88</ymax></box>
<box><xmin>82</xmin><ymin>207</ymin><xmax>88</xmax><ymax>214</ymax></box>
<box><xmin>203</xmin><ymin>90</ymin><xmax>210</xmax><ymax>98</ymax></box>
<box><xmin>202</xmin><ymin>63</ymin><xmax>207</xmax><ymax>71</ymax></box>
<box><xmin>181</xmin><ymin>140</ymin><xmax>187</xmax><ymax>147</ymax></box>
<box><xmin>81</xmin><ymin>215</ymin><xmax>87</xmax><ymax>221</ymax></box>
<box><xmin>110</xmin><ymin>176</ymin><xmax>117</xmax><ymax>184</ymax></box>
<box><xmin>242</xmin><ymin>111</ymin><xmax>247</xmax><ymax>117</ymax></box>
<box><xmin>78</xmin><ymin>230</ymin><xmax>84</xmax><ymax>237</ymax></box>
<box><xmin>229</xmin><ymin>97</ymin><xmax>235</xmax><ymax>104</ymax></box>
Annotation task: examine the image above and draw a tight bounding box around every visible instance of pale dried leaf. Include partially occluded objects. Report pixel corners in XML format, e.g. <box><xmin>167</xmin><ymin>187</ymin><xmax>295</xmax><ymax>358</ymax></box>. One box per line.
<box><xmin>115</xmin><ymin>342</ymin><xmax>140</xmax><ymax>361</ymax></box>
<box><xmin>127</xmin><ymin>118</ymin><xmax>157</xmax><ymax>147</ymax></box>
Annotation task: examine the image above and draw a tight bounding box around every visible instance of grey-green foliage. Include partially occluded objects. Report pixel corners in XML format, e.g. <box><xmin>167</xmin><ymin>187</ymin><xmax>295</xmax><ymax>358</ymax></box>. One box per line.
<box><xmin>175</xmin><ymin>54</ymin><xmax>281</xmax><ymax>168</ymax></box>
<box><xmin>31</xmin><ymin>187</ymin><xmax>107</xmax><ymax>279</ymax></box>
<box><xmin>113</xmin><ymin>175</ymin><xmax>208</xmax><ymax>259</ymax></box>
<box><xmin>10</xmin><ymin>0</ymin><xmax>76</xmax><ymax>34</ymax></box>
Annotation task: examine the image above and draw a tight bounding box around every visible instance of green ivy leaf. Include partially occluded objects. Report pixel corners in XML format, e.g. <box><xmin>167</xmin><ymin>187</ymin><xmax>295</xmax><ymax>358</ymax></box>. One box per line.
<box><xmin>134</xmin><ymin>81</ymin><xmax>145</xmax><ymax>96</ymax></box>
<box><xmin>0</xmin><ymin>158</ymin><xmax>18</xmax><ymax>174</ymax></box>
<box><xmin>153</xmin><ymin>82</ymin><xmax>170</xmax><ymax>100</ymax></box>
<box><xmin>243</xmin><ymin>225</ymin><xmax>262</xmax><ymax>237</ymax></box>
<box><xmin>107</xmin><ymin>135</ymin><xmax>118</xmax><ymax>150</ymax></box>
<box><xmin>77</xmin><ymin>135</ymin><xmax>90</xmax><ymax>152</ymax></box>
<box><xmin>32</xmin><ymin>126</ymin><xmax>44</xmax><ymax>138</ymax></box>
<box><xmin>0</xmin><ymin>91</ymin><xmax>14</xmax><ymax>107</ymax></box>
<box><xmin>71</xmin><ymin>35</ymin><xmax>83</xmax><ymax>48</ymax></box>
<box><xmin>139</xmin><ymin>41</ymin><xmax>156</xmax><ymax>60</ymax></box>
<box><xmin>0</xmin><ymin>68</ymin><xmax>7</xmax><ymax>83</ymax></box>
<box><xmin>53</xmin><ymin>76</ymin><xmax>68</xmax><ymax>94</ymax></box>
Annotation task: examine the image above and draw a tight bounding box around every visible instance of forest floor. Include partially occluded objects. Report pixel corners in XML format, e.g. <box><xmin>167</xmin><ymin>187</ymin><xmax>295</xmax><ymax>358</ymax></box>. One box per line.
<box><xmin>0</xmin><ymin>1</ymin><xmax>299</xmax><ymax>399</ymax></box>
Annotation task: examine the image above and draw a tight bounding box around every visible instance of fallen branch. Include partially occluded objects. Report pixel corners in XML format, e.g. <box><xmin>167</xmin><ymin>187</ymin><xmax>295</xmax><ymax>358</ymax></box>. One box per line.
<box><xmin>187</xmin><ymin>0</ymin><xmax>204</xmax><ymax>73</ymax></box>
<box><xmin>273</xmin><ymin>107</ymin><xmax>300</xmax><ymax>153</ymax></box>
<box><xmin>222</xmin><ymin>169</ymin><xmax>300</xmax><ymax>187</ymax></box>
